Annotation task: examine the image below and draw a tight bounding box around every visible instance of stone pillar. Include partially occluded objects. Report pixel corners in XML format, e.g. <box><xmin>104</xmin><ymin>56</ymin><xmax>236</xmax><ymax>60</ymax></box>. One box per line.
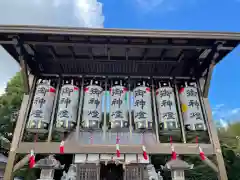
<box><xmin>171</xmin><ymin>170</ymin><xmax>185</xmax><ymax>180</ymax></box>
<box><xmin>38</xmin><ymin>169</ymin><xmax>55</xmax><ymax>180</ymax></box>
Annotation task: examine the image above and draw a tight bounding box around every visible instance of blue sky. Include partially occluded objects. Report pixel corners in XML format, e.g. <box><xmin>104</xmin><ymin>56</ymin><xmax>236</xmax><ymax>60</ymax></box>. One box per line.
<box><xmin>103</xmin><ymin>0</ymin><xmax>240</xmax><ymax>125</ymax></box>
<box><xmin>0</xmin><ymin>0</ymin><xmax>239</xmax><ymax>125</ymax></box>
<box><xmin>101</xmin><ymin>0</ymin><xmax>240</xmax><ymax>31</ymax></box>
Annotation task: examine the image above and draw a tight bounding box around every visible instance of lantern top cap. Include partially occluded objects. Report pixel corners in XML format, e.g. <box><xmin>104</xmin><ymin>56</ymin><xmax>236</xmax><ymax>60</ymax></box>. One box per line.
<box><xmin>34</xmin><ymin>155</ymin><xmax>64</xmax><ymax>169</ymax></box>
<box><xmin>162</xmin><ymin>158</ymin><xmax>193</xmax><ymax>170</ymax></box>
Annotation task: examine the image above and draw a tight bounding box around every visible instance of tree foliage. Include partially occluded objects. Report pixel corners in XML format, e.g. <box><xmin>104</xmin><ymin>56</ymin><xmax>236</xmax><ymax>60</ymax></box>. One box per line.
<box><xmin>0</xmin><ymin>72</ymin><xmax>24</xmax><ymax>153</ymax></box>
<box><xmin>0</xmin><ymin>72</ymin><xmax>38</xmax><ymax>179</ymax></box>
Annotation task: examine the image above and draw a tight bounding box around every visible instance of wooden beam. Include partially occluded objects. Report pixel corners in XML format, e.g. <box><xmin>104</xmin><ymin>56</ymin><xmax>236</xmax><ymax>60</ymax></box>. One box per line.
<box><xmin>1</xmin><ymin>25</ymin><xmax>240</xmax><ymax>40</ymax></box>
<box><xmin>202</xmin><ymin>157</ymin><xmax>218</xmax><ymax>173</ymax></box>
<box><xmin>13</xmin><ymin>154</ymin><xmax>30</xmax><ymax>172</ymax></box>
<box><xmin>19</xmin><ymin>55</ymin><xmax>30</xmax><ymax>94</ymax></box>
<box><xmin>17</xmin><ymin>142</ymin><xmax>214</xmax><ymax>155</ymax></box>
<box><xmin>18</xmin><ymin>41</ymin><xmax>213</xmax><ymax>50</ymax></box>
<box><xmin>203</xmin><ymin>63</ymin><xmax>215</xmax><ymax>98</ymax></box>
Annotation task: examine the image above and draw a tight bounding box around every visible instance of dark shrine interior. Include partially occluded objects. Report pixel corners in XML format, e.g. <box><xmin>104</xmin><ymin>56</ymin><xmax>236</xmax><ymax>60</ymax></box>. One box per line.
<box><xmin>100</xmin><ymin>163</ymin><xmax>124</xmax><ymax>180</ymax></box>
<box><xmin>54</xmin><ymin>154</ymin><xmax>74</xmax><ymax>179</ymax></box>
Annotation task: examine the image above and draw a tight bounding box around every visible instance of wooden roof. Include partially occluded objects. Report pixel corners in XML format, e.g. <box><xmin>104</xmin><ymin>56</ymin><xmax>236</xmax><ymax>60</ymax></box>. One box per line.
<box><xmin>0</xmin><ymin>25</ymin><xmax>239</xmax><ymax>77</ymax></box>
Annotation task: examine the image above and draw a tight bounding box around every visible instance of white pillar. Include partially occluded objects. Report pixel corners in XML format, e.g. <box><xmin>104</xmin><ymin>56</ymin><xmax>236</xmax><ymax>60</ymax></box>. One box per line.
<box><xmin>171</xmin><ymin>170</ymin><xmax>185</xmax><ymax>180</ymax></box>
<box><xmin>37</xmin><ymin>169</ymin><xmax>55</xmax><ymax>180</ymax></box>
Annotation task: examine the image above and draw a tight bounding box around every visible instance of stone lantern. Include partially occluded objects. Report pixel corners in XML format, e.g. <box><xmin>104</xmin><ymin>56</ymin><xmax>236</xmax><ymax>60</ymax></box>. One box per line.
<box><xmin>161</xmin><ymin>158</ymin><xmax>193</xmax><ymax>180</ymax></box>
<box><xmin>61</xmin><ymin>164</ymin><xmax>77</xmax><ymax>180</ymax></box>
<box><xmin>146</xmin><ymin>164</ymin><xmax>163</xmax><ymax>180</ymax></box>
<box><xmin>34</xmin><ymin>155</ymin><xmax>64</xmax><ymax>180</ymax></box>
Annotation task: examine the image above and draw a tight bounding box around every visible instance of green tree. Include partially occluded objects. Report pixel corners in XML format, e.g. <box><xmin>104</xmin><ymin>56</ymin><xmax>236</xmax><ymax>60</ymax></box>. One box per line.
<box><xmin>218</xmin><ymin>122</ymin><xmax>240</xmax><ymax>180</ymax></box>
<box><xmin>0</xmin><ymin>72</ymin><xmax>37</xmax><ymax>179</ymax></box>
<box><xmin>0</xmin><ymin>72</ymin><xmax>24</xmax><ymax>153</ymax></box>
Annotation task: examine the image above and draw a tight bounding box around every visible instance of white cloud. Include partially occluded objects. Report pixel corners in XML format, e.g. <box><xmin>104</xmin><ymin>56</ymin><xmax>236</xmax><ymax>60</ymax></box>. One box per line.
<box><xmin>231</xmin><ymin>108</ymin><xmax>240</xmax><ymax>115</ymax></box>
<box><xmin>0</xmin><ymin>89</ymin><xmax>5</xmax><ymax>96</ymax></box>
<box><xmin>215</xmin><ymin>104</ymin><xmax>225</xmax><ymax>109</ymax></box>
<box><xmin>0</xmin><ymin>0</ymin><xmax>104</xmax><ymax>95</ymax></box>
<box><xmin>212</xmin><ymin>103</ymin><xmax>225</xmax><ymax>115</ymax></box>
<box><xmin>135</xmin><ymin>0</ymin><xmax>165</xmax><ymax>12</ymax></box>
<box><xmin>133</xmin><ymin>0</ymin><xmax>195</xmax><ymax>13</ymax></box>
<box><xmin>219</xmin><ymin>118</ymin><xmax>228</xmax><ymax>129</ymax></box>
<box><xmin>212</xmin><ymin>104</ymin><xmax>240</xmax><ymax>125</ymax></box>
<box><xmin>0</xmin><ymin>0</ymin><xmax>104</xmax><ymax>27</ymax></box>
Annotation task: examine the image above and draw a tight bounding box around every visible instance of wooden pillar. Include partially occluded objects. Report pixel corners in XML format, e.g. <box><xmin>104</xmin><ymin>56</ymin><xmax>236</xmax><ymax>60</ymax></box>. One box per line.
<box><xmin>203</xmin><ymin>98</ymin><xmax>228</xmax><ymax>180</ymax></box>
<box><xmin>4</xmin><ymin>44</ymin><xmax>35</xmax><ymax>179</ymax></box>
<box><xmin>19</xmin><ymin>55</ymin><xmax>30</xmax><ymax>94</ymax></box>
<box><xmin>200</xmin><ymin>61</ymin><xmax>228</xmax><ymax>180</ymax></box>
<box><xmin>15</xmin><ymin>37</ymin><xmax>30</xmax><ymax>95</ymax></box>
<box><xmin>4</xmin><ymin>95</ymin><xmax>30</xmax><ymax>180</ymax></box>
